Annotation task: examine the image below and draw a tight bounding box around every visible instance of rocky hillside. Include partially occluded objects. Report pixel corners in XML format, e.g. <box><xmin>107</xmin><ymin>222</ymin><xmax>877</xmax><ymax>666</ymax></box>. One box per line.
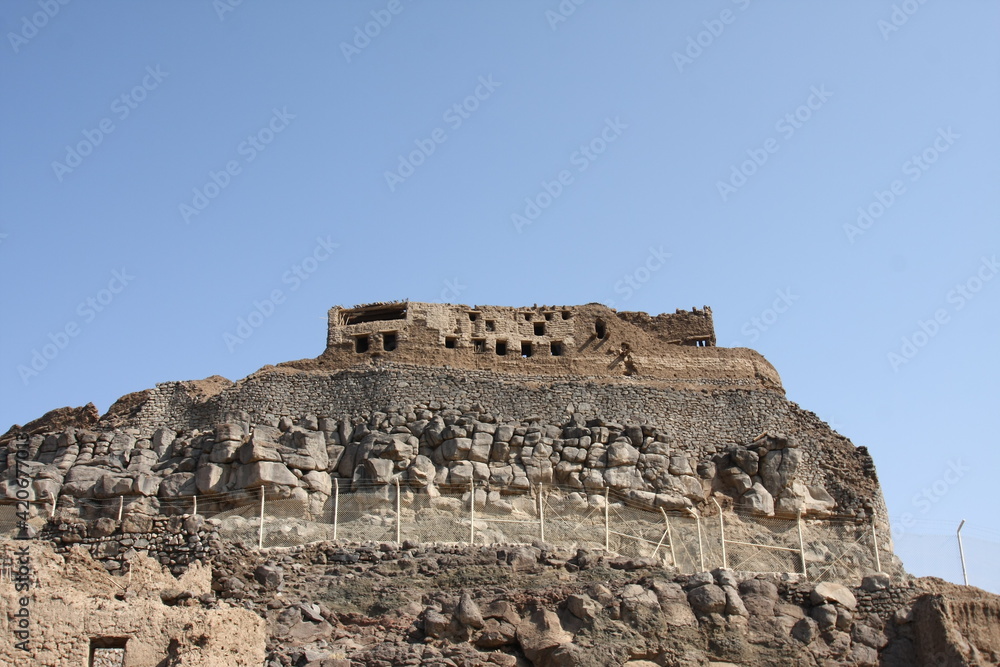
<box><xmin>207</xmin><ymin>539</ymin><xmax>998</xmax><ymax>666</ymax></box>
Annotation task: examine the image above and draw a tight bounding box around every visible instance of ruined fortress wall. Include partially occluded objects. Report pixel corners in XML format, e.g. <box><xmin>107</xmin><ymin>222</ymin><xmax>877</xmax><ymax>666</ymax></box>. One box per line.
<box><xmin>105</xmin><ymin>364</ymin><xmax>880</xmax><ymax>519</ymax></box>
<box><xmin>319</xmin><ymin>303</ymin><xmax>732</xmax><ymax>380</ymax></box>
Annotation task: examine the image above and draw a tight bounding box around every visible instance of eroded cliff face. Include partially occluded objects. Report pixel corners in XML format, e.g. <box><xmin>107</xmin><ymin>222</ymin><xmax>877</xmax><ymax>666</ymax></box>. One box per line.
<box><xmin>202</xmin><ymin>540</ymin><xmax>1000</xmax><ymax>667</ymax></box>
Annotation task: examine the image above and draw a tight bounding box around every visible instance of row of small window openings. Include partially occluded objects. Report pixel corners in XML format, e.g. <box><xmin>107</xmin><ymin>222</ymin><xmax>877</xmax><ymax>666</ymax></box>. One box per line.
<box><xmin>354</xmin><ymin>332</ymin><xmax>396</xmax><ymax>353</ymax></box>
<box><xmin>468</xmin><ymin>311</ymin><xmax>572</xmax><ymax>323</ymax></box>
<box><xmin>465</xmin><ymin>316</ymin><xmax>548</xmax><ymax>336</ymax></box>
<box><xmin>449</xmin><ymin>337</ymin><xmax>562</xmax><ymax>357</ymax></box>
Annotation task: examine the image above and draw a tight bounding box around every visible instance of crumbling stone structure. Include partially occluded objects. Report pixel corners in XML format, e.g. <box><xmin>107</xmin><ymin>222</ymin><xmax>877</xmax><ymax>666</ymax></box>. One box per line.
<box><xmin>1</xmin><ymin>302</ymin><xmax>889</xmax><ymax>555</ymax></box>
<box><xmin>4</xmin><ymin>301</ymin><xmax>995</xmax><ymax>666</ymax></box>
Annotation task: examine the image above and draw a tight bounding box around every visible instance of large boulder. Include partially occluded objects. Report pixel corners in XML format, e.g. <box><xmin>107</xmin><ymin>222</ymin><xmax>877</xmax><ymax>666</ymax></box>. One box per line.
<box><xmin>761</xmin><ymin>447</ymin><xmax>802</xmax><ymax>495</ymax></box>
<box><xmin>159</xmin><ymin>472</ymin><xmax>197</xmax><ymax>498</ymax></box>
<box><xmin>687</xmin><ymin>583</ymin><xmax>727</xmax><ymax>615</ymax></box>
<box><xmin>739</xmin><ymin>482</ymin><xmax>774</xmax><ymax>516</ymax></box>
<box><xmin>290</xmin><ymin>428</ymin><xmax>329</xmax><ymax>470</ymax></box>
<box><xmin>235</xmin><ymin>461</ymin><xmax>298</xmax><ymax>489</ymax></box>
<box><xmin>196</xmin><ymin>463</ymin><xmax>229</xmax><ymax>494</ymax></box>
<box><xmin>302</xmin><ymin>470</ymin><xmax>332</xmax><ymax>495</ymax></box>
<box><xmin>239</xmin><ymin>441</ymin><xmax>282</xmax><ymax>465</ymax></box>
<box><xmin>407</xmin><ymin>455</ymin><xmax>436</xmax><ymax>487</ymax></box>
<box><xmin>209</xmin><ymin>440</ymin><xmax>241</xmax><ymax>464</ymax></box>
<box><xmin>95</xmin><ymin>474</ymin><xmax>135</xmax><ymax>499</ymax></box>
<box><xmin>515</xmin><ymin>608</ymin><xmax>572</xmax><ymax>666</ymax></box>
<box><xmin>441</xmin><ymin>438</ymin><xmax>472</xmax><ymax>461</ymax></box>
<box><xmin>810</xmin><ymin>582</ymin><xmax>857</xmax><ymax>610</ymax></box>
<box><xmin>606</xmin><ymin>440</ymin><xmax>640</xmax><ymax>467</ymax></box>
<box><xmin>132</xmin><ymin>473</ymin><xmax>162</xmax><ymax>496</ymax></box>
<box><xmin>354</xmin><ymin>458</ymin><xmax>394</xmax><ymax>485</ymax></box>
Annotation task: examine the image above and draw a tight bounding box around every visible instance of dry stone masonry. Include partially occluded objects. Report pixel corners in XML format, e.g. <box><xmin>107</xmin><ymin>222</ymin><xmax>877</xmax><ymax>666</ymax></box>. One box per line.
<box><xmin>3</xmin><ymin>301</ymin><xmax>993</xmax><ymax>666</ymax></box>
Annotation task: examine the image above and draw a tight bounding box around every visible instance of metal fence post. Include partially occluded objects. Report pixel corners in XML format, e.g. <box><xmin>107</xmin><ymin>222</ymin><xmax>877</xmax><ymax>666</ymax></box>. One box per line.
<box><xmin>538</xmin><ymin>486</ymin><xmax>545</xmax><ymax>543</ymax></box>
<box><xmin>469</xmin><ymin>481</ymin><xmax>475</xmax><ymax>545</ymax></box>
<box><xmin>193</xmin><ymin>495</ymin><xmax>198</xmax><ymax>516</ymax></box>
<box><xmin>957</xmin><ymin>519</ymin><xmax>969</xmax><ymax>586</ymax></box>
<box><xmin>711</xmin><ymin>497</ymin><xmax>726</xmax><ymax>570</ymax></box>
<box><xmin>332</xmin><ymin>478</ymin><xmax>339</xmax><ymax>541</ymax></box>
<box><xmin>117</xmin><ymin>496</ymin><xmax>124</xmax><ymax>521</ymax></box>
<box><xmin>659</xmin><ymin>508</ymin><xmax>676</xmax><ymax>566</ymax></box>
<box><xmin>797</xmin><ymin>514</ymin><xmax>807</xmax><ymax>578</ymax></box>
<box><xmin>604</xmin><ymin>487</ymin><xmax>610</xmax><ymax>551</ymax></box>
<box><xmin>696</xmin><ymin>514</ymin><xmax>705</xmax><ymax>572</ymax></box>
<box><xmin>871</xmin><ymin>514</ymin><xmax>882</xmax><ymax>573</ymax></box>
<box><xmin>258</xmin><ymin>486</ymin><xmax>265</xmax><ymax>550</ymax></box>
<box><xmin>395</xmin><ymin>478</ymin><xmax>402</xmax><ymax>544</ymax></box>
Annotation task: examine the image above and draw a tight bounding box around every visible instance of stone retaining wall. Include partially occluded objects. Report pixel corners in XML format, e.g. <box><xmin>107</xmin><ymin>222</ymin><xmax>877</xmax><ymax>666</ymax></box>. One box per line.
<box><xmin>37</xmin><ymin>513</ymin><xmax>221</xmax><ymax>574</ymax></box>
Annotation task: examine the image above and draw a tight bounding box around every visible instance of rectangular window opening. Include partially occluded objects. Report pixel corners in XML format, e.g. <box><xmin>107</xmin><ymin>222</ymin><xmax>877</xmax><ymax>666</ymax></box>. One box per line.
<box><xmin>521</xmin><ymin>341</ymin><xmax>532</xmax><ymax>358</ymax></box>
<box><xmin>533</xmin><ymin>322</ymin><xmax>545</xmax><ymax>336</ymax></box>
<box><xmin>90</xmin><ymin>638</ymin><xmax>128</xmax><ymax>667</ymax></box>
<box><xmin>523</xmin><ymin>313</ymin><xmax>532</xmax><ymax>321</ymax></box>
<box><xmin>550</xmin><ymin>341</ymin><xmax>564</xmax><ymax>356</ymax></box>
<box><xmin>382</xmin><ymin>332</ymin><xmax>397</xmax><ymax>351</ymax></box>
<box><xmin>341</xmin><ymin>304</ymin><xmax>407</xmax><ymax>325</ymax></box>
<box><xmin>561</xmin><ymin>311</ymin><xmax>572</xmax><ymax>320</ymax></box>
<box><xmin>468</xmin><ymin>312</ymin><xmax>479</xmax><ymax>322</ymax></box>
<box><xmin>445</xmin><ymin>337</ymin><xmax>457</xmax><ymax>349</ymax></box>
<box><xmin>595</xmin><ymin>319</ymin><xmax>607</xmax><ymax>339</ymax></box>
<box><xmin>354</xmin><ymin>335</ymin><xmax>370</xmax><ymax>353</ymax></box>
<box><xmin>473</xmin><ymin>338</ymin><xmax>486</xmax><ymax>353</ymax></box>
<box><xmin>496</xmin><ymin>340</ymin><xmax>507</xmax><ymax>356</ymax></box>
<box><xmin>485</xmin><ymin>320</ymin><xmax>495</xmax><ymax>332</ymax></box>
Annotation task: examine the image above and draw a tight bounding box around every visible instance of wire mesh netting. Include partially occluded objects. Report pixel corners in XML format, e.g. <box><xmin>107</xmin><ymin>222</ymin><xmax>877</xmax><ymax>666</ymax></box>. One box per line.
<box><xmin>723</xmin><ymin>511</ymin><xmax>804</xmax><ymax>574</ymax></box>
<box><xmin>541</xmin><ymin>493</ymin><xmax>605</xmax><ymax>552</ymax></box>
<box><xmin>1</xmin><ymin>482</ymin><xmax>899</xmax><ymax>579</ymax></box>
<box><xmin>808</xmin><ymin>518</ymin><xmax>879</xmax><ymax>582</ymax></box>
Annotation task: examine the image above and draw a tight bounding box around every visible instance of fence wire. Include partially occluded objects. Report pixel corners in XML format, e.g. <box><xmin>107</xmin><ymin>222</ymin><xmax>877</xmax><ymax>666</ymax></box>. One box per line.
<box><xmin>3</xmin><ymin>484</ymin><xmax>893</xmax><ymax>580</ymax></box>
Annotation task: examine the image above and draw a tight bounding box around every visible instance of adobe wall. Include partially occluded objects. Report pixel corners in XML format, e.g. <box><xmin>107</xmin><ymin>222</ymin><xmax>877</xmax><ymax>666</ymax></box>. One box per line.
<box><xmin>0</xmin><ymin>539</ymin><xmax>265</xmax><ymax>667</ymax></box>
<box><xmin>318</xmin><ymin>302</ymin><xmax>731</xmax><ymax>380</ymax></box>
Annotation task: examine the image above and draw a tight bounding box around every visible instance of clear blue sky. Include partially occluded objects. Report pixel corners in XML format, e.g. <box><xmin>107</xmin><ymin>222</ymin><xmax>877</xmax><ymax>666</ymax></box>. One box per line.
<box><xmin>2</xmin><ymin>1</ymin><xmax>997</xmax><ymax>592</ymax></box>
